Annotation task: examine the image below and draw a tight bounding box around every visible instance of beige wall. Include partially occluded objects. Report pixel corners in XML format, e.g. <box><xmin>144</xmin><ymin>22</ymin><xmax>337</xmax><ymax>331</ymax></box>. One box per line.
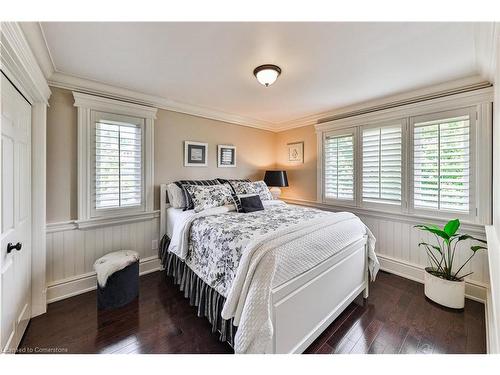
<box><xmin>275</xmin><ymin>125</ymin><xmax>317</xmax><ymax>202</ymax></box>
<box><xmin>46</xmin><ymin>87</ymin><xmax>276</xmax><ymax>222</ymax></box>
<box><xmin>46</xmin><ymin>87</ymin><xmax>78</xmax><ymax>222</ymax></box>
<box><xmin>153</xmin><ymin>110</ymin><xmax>276</xmax><ymax>209</ymax></box>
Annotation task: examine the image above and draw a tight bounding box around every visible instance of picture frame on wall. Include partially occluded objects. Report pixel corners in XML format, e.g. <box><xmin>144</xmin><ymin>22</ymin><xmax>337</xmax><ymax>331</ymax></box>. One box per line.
<box><xmin>184</xmin><ymin>141</ymin><xmax>208</xmax><ymax>167</ymax></box>
<box><xmin>287</xmin><ymin>141</ymin><xmax>304</xmax><ymax>163</ymax></box>
<box><xmin>217</xmin><ymin>145</ymin><xmax>236</xmax><ymax>168</ymax></box>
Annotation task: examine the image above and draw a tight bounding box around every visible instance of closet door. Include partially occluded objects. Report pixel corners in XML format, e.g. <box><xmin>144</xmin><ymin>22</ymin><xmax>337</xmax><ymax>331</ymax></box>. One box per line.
<box><xmin>1</xmin><ymin>73</ymin><xmax>32</xmax><ymax>352</ymax></box>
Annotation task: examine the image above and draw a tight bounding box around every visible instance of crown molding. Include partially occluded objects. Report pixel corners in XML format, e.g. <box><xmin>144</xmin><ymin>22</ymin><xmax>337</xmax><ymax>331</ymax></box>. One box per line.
<box><xmin>49</xmin><ymin>71</ymin><xmax>277</xmax><ymax>132</ymax></box>
<box><xmin>0</xmin><ymin>22</ymin><xmax>51</xmax><ymax>104</ymax></box>
<box><xmin>49</xmin><ymin>71</ymin><xmax>493</xmax><ymax>134</ymax></box>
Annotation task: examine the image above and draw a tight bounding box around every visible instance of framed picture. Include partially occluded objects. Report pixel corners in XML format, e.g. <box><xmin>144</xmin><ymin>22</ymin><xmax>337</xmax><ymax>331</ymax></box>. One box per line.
<box><xmin>287</xmin><ymin>141</ymin><xmax>304</xmax><ymax>163</ymax></box>
<box><xmin>217</xmin><ymin>145</ymin><xmax>236</xmax><ymax>168</ymax></box>
<box><xmin>184</xmin><ymin>141</ymin><xmax>208</xmax><ymax>167</ymax></box>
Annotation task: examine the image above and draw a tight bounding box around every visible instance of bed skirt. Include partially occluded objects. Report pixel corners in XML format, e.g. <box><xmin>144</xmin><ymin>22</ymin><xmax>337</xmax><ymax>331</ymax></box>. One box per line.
<box><xmin>159</xmin><ymin>234</ymin><xmax>236</xmax><ymax>347</ymax></box>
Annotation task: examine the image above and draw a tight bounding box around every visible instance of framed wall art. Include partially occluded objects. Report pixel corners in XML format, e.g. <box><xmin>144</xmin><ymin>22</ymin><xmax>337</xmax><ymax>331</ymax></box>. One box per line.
<box><xmin>287</xmin><ymin>141</ymin><xmax>304</xmax><ymax>163</ymax></box>
<box><xmin>184</xmin><ymin>141</ymin><xmax>208</xmax><ymax>167</ymax></box>
<box><xmin>217</xmin><ymin>145</ymin><xmax>236</xmax><ymax>168</ymax></box>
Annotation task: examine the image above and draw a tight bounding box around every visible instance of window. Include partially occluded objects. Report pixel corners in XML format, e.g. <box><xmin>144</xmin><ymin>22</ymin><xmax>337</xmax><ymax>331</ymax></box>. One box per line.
<box><xmin>92</xmin><ymin>112</ymin><xmax>144</xmax><ymax>213</ymax></box>
<box><xmin>362</xmin><ymin>124</ymin><xmax>402</xmax><ymax>205</ymax></box>
<box><xmin>323</xmin><ymin>131</ymin><xmax>355</xmax><ymax>202</ymax></box>
<box><xmin>74</xmin><ymin>92</ymin><xmax>156</xmax><ymax>224</ymax></box>
<box><xmin>412</xmin><ymin>112</ymin><xmax>472</xmax><ymax>213</ymax></box>
<box><xmin>317</xmin><ymin>94</ymin><xmax>490</xmax><ymax>224</ymax></box>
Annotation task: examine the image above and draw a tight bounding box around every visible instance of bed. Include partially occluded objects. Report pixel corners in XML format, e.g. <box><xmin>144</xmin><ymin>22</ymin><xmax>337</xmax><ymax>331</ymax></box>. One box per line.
<box><xmin>159</xmin><ymin>183</ymin><xmax>379</xmax><ymax>354</ymax></box>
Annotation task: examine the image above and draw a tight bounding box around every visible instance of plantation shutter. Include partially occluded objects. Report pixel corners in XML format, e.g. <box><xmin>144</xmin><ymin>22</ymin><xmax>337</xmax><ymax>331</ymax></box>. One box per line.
<box><xmin>362</xmin><ymin>125</ymin><xmax>402</xmax><ymax>205</ymax></box>
<box><xmin>413</xmin><ymin>114</ymin><xmax>470</xmax><ymax>212</ymax></box>
<box><xmin>94</xmin><ymin>119</ymin><xmax>143</xmax><ymax>210</ymax></box>
<box><xmin>324</xmin><ymin>132</ymin><xmax>354</xmax><ymax>201</ymax></box>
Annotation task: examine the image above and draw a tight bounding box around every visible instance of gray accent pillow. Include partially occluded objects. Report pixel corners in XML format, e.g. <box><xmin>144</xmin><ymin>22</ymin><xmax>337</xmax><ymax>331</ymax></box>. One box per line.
<box><xmin>240</xmin><ymin>195</ymin><xmax>264</xmax><ymax>213</ymax></box>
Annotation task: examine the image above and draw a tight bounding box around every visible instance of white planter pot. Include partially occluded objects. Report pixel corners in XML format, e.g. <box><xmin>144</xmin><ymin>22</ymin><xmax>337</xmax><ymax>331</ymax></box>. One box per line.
<box><xmin>424</xmin><ymin>268</ymin><xmax>465</xmax><ymax>309</ymax></box>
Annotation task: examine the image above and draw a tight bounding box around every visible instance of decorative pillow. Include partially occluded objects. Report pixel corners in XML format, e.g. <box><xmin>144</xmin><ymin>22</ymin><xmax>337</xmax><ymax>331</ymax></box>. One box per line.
<box><xmin>184</xmin><ymin>184</ymin><xmax>236</xmax><ymax>213</ymax></box>
<box><xmin>251</xmin><ymin>180</ymin><xmax>274</xmax><ymax>201</ymax></box>
<box><xmin>227</xmin><ymin>180</ymin><xmax>256</xmax><ymax>195</ymax></box>
<box><xmin>174</xmin><ymin>179</ymin><xmax>221</xmax><ymax>210</ymax></box>
<box><xmin>166</xmin><ymin>183</ymin><xmax>185</xmax><ymax>209</ymax></box>
<box><xmin>240</xmin><ymin>195</ymin><xmax>264</xmax><ymax>213</ymax></box>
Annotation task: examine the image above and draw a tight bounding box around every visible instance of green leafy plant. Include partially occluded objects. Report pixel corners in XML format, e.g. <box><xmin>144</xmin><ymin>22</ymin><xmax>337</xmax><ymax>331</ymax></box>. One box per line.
<box><xmin>414</xmin><ymin>219</ymin><xmax>487</xmax><ymax>281</ymax></box>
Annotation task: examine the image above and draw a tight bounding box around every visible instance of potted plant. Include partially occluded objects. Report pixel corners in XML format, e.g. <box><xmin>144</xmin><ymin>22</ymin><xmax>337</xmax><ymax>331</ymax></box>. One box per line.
<box><xmin>415</xmin><ymin>219</ymin><xmax>487</xmax><ymax>309</ymax></box>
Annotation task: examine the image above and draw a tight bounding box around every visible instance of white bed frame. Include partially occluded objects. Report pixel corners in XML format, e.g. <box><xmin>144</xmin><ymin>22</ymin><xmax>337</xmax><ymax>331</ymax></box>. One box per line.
<box><xmin>159</xmin><ymin>184</ymin><xmax>369</xmax><ymax>354</ymax></box>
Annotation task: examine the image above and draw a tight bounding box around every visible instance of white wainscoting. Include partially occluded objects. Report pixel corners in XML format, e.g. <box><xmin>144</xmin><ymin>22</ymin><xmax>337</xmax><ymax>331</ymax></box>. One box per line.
<box><xmin>45</xmin><ymin>216</ymin><xmax>161</xmax><ymax>303</ymax></box>
<box><xmin>284</xmin><ymin>198</ymin><xmax>489</xmax><ymax>302</ymax></box>
<box><xmin>45</xmin><ymin>201</ymin><xmax>489</xmax><ymax>305</ymax></box>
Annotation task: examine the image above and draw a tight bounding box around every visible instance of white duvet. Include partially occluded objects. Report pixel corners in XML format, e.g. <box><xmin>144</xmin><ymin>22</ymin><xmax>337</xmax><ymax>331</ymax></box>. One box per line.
<box><xmin>168</xmin><ymin>201</ymin><xmax>378</xmax><ymax>353</ymax></box>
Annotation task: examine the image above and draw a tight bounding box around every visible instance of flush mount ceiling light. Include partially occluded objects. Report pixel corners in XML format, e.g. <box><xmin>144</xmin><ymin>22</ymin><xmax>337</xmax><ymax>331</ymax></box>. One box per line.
<box><xmin>253</xmin><ymin>64</ymin><xmax>281</xmax><ymax>87</ymax></box>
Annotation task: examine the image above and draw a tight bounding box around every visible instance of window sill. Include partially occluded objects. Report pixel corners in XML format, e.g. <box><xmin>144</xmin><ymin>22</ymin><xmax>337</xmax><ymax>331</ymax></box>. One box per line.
<box><xmin>47</xmin><ymin>210</ymin><xmax>160</xmax><ymax>232</ymax></box>
<box><xmin>77</xmin><ymin>210</ymin><xmax>160</xmax><ymax>229</ymax></box>
<box><xmin>282</xmin><ymin>198</ymin><xmax>486</xmax><ymax>236</ymax></box>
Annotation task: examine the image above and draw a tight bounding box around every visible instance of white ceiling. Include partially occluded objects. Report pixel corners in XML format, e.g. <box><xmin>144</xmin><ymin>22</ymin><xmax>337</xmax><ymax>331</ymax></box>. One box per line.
<box><xmin>39</xmin><ymin>22</ymin><xmax>486</xmax><ymax>128</ymax></box>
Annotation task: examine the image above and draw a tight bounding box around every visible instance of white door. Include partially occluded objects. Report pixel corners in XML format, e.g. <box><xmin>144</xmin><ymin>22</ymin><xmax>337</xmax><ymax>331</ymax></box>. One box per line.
<box><xmin>1</xmin><ymin>73</ymin><xmax>32</xmax><ymax>353</ymax></box>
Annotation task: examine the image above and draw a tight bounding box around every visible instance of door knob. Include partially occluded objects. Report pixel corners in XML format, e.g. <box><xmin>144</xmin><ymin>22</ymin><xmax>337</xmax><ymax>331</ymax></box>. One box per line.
<box><xmin>6</xmin><ymin>242</ymin><xmax>22</xmax><ymax>254</ymax></box>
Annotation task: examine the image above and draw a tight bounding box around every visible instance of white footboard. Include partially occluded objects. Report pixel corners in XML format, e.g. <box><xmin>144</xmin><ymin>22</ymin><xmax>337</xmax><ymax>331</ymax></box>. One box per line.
<box><xmin>268</xmin><ymin>236</ymin><xmax>368</xmax><ymax>354</ymax></box>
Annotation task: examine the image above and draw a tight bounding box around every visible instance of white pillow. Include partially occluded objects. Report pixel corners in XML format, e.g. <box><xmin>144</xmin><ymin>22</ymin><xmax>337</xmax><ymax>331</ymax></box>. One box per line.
<box><xmin>185</xmin><ymin>184</ymin><xmax>236</xmax><ymax>213</ymax></box>
<box><xmin>166</xmin><ymin>183</ymin><xmax>185</xmax><ymax>209</ymax></box>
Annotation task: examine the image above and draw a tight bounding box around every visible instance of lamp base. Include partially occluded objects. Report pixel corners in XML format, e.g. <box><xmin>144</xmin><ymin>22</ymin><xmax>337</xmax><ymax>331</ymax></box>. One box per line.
<box><xmin>269</xmin><ymin>187</ymin><xmax>282</xmax><ymax>200</ymax></box>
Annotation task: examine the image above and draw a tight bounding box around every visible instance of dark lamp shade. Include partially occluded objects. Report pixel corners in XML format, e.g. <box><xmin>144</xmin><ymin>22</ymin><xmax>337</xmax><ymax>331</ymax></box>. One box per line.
<box><xmin>264</xmin><ymin>170</ymin><xmax>289</xmax><ymax>187</ymax></box>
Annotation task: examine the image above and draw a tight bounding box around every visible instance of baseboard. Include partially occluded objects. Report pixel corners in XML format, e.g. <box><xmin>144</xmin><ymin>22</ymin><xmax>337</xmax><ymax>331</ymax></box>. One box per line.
<box><xmin>46</xmin><ymin>256</ymin><xmax>162</xmax><ymax>304</ymax></box>
<box><xmin>377</xmin><ymin>254</ymin><xmax>487</xmax><ymax>303</ymax></box>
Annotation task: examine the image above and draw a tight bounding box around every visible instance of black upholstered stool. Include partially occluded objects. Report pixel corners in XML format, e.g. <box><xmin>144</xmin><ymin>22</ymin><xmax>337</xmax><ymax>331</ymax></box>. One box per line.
<box><xmin>94</xmin><ymin>251</ymin><xmax>139</xmax><ymax>310</ymax></box>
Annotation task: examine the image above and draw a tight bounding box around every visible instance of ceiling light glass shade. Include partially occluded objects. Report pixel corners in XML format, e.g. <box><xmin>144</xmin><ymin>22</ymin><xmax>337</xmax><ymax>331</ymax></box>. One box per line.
<box><xmin>253</xmin><ymin>64</ymin><xmax>281</xmax><ymax>87</ymax></box>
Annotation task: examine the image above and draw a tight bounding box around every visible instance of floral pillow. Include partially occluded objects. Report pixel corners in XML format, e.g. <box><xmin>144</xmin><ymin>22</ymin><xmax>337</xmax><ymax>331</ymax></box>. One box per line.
<box><xmin>175</xmin><ymin>179</ymin><xmax>221</xmax><ymax>211</ymax></box>
<box><xmin>228</xmin><ymin>180</ymin><xmax>256</xmax><ymax>195</ymax></box>
<box><xmin>184</xmin><ymin>184</ymin><xmax>236</xmax><ymax>213</ymax></box>
<box><xmin>229</xmin><ymin>180</ymin><xmax>273</xmax><ymax>201</ymax></box>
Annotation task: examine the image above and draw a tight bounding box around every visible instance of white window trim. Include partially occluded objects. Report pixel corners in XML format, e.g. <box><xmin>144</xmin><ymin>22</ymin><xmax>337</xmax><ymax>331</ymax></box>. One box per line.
<box><xmin>73</xmin><ymin>92</ymin><xmax>157</xmax><ymax>225</ymax></box>
<box><xmin>316</xmin><ymin>87</ymin><xmax>493</xmax><ymax>225</ymax></box>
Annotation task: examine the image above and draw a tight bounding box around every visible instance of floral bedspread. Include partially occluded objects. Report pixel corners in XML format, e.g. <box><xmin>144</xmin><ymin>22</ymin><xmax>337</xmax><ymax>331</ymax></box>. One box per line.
<box><xmin>184</xmin><ymin>203</ymin><xmax>329</xmax><ymax>297</ymax></box>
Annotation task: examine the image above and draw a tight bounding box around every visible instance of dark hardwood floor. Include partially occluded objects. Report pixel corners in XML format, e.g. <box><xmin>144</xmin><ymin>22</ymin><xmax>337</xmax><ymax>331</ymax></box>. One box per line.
<box><xmin>18</xmin><ymin>271</ymin><xmax>486</xmax><ymax>354</ymax></box>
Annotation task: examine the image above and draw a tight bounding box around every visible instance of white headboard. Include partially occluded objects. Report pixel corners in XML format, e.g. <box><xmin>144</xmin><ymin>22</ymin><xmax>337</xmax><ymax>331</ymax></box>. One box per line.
<box><xmin>160</xmin><ymin>183</ymin><xmax>169</xmax><ymax>239</ymax></box>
